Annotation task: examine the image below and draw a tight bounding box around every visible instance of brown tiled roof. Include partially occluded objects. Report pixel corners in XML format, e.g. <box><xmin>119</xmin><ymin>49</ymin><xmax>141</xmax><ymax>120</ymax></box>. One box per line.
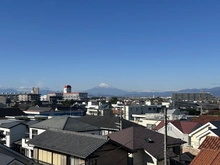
<box><xmin>199</xmin><ymin>136</ymin><xmax>220</xmax><ymax>150</ymax></box>
<box><xmin>109</xmin><ymin>126</ymin><xmax>185</xmax><ymax>160</ymax></box>
<box><xmin>190</xmin><ymin>149</ymin><xmax>220</xmax><ymax>165</ymax></box>
<box><xmin>154</xmin><ymin>120</ymin><xmax>199</xmax><ymax>134</ymax></box>
<box><xmin>191</xmin><ymin>115</ymin><xmax>220</xmax><ymax>125</ymax></box>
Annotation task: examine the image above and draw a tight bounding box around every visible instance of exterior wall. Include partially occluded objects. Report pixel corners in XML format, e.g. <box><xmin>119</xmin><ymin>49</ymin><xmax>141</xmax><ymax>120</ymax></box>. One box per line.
<box><xmin>189</xmin><ymin>124</ymin><xmax>215</xmax><ymax>148</ymax></box>
<box><xmin>172</xmin><ymin>93</ymin><xmax>214</xmax><ymax>102</ymax></box>
<box><xmin>162</xmin><ymin>102</ymin><xmax>170</xmax><ymax>108</ymax></box>
<box><xmin>29</xmin><ymin>128</ymin><xmax>45</xmax><ymax>139</ymax></box>
<box><xmin>182</xmin><ymin>146</ymin><xmax>200</xmax><ymax>156</ymax></box>
<box><xmin>33</xmin><ymin>143</ymin><xmax>127</xmax><ymax>165</ymax></box>
<box><xmin>158</xmin><ymin>123</ymin><xmax>189</xmax><ymax>145</ymax></box>
<box><xmin>0</xmin><ymin>127</ymin><xmax>10</xmax><ymax>147</ymax></box>
<box><xmin>124</xmin><ymin>105</ymin><xmax>158</xmax><ymax>120</ymax></box>
<box><xmin>63</xmin><ymin>92</ymin><xmax>88</xmax><ymax>101</ymax></box>
<box><xmin>10</xmin><ymin>124</ymin><xmax>28</xmax><ymax>148</ymax></box>
<box><xmin>133</xmin><ymin>150</ymin><xmax>145</xmax><ymax>165</ymax></box>
<box><xmin>89</xmin><ymin>143</ymin><xmax>127</xmax><ymax>165</ymax></box>
<box><xmin>0</xmin><ymin>124</ymin><xmax>27</xmax><ymax>148</ymax></box>
<box><xmin>18</xmin><ymin>94</ymin><xmax>40</xmax><ymax>101</ymax></box>
<box><xmin>133</xmin><ymin>118</ymin><xmax>161</xmax><ymax>129</ymax></box>
<box><xmin>34</xmin><ymin>148</ymin><xmax>67</xmax><ymax>165</ymax></box>
<box><xmin>144</xmin><ymin>150</ymin><xmax>158</xmax><ymax>165</ymax></box>
<box><xmin>22</xmin><ymin>128</ymin><xmax>46</xmax><ymax>158</ymax></box>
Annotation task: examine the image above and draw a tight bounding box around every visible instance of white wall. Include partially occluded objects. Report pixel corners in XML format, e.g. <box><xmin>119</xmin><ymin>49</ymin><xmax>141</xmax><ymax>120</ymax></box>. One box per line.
<box><xmin>0</xmin><ymin>128</ymin><xmax>10</xmax><ymax>147</ymax></box>
<box><xmin>158</xmin><ymin>123</ymin><xmax>189</xmax><ymax>145</ymax></box>
<box><xmin>124</xmin><ymin>105</ymin><xmax>158</xmax><ymax>120</ymax></box>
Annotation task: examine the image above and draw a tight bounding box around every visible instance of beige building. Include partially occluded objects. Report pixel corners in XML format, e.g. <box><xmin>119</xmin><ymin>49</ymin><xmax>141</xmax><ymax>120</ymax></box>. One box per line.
<box><xmin>189</xmin><ymin>121</ymin><xmax>220</xmax><ymax>149</ymax></box>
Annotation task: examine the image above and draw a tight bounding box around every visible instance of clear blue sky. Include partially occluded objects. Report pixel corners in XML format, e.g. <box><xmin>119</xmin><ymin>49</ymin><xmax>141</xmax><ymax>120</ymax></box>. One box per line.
<box><xmin>0</xmin><ymin>0</ymin><xmax>220</xmax><ymax>92</ymax></box>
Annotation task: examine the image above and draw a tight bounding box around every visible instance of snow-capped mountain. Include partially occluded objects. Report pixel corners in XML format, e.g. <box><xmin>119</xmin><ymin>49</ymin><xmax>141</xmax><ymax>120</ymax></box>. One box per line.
<box><xmin>86</xmin><ymin>83</ymin><xmax>127</xmax><ymax>96</ymax></box>
<box><xmin>96</xmin><ymin>83</ymin><xmax>112</xmax><ymax>88</ymax></box>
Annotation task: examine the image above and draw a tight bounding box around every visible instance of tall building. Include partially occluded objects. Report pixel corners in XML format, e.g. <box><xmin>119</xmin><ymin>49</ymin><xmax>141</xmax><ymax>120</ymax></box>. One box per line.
<box><xmin>172</xmin><ymin>92</ymin><xmax>214</xmax><ymax>102</ymax></box>
<box><xmin>31</xmin><ymin>87</ymin><xmax>39</xmax><ymax>94</ymax></box>
<box><xmin>63</xmin><ymin>85</ymin><xmax>71</xmax><ymax>93</ymax></box>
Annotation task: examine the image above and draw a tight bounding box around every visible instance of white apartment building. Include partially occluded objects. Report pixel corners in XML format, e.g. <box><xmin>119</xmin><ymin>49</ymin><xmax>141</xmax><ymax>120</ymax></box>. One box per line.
<box><xmin>63</xmin><ymin>92</ymin><xmax>88</xmax><ymax>100</ymax></box>
<box><xmin>124</xmin><ymin>105</ymin><xmax>158</xmax><ymax>120</ymax></box>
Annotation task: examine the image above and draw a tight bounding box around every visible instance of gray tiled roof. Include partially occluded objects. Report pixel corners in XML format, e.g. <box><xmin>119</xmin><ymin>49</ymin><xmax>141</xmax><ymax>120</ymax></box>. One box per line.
<box><xmin>210</xmin><ymin>121</ymin><xmax>220</xmax><ymax>136</ymax></box>
<box><xmin>76</xmin><ymin>115</ymin><xmax>140</xmax><ymax>130</ymax></box>
<box><xmin>0</xmin><ymin>144</ymin><xmax>33</xmax><ymax>165</ymax></box>
<box><xmin>28</xmin><ymin>130</ymin><xmax>109</xmax><ymax>158</ymax></box>
<box><xmin>0</xmin><ymin>121</ymin><xmax>23</xmax><ymax>128</ymax></box>
<box><xmin>26</xmin><ymin>107</ymin><xmax>52</xmax><ymax>112</ymax></box>
<box><xmin>0</xmin><ymin>153</ymin><xmax>15</xmax><ymax>165</ymax></box>
<box><xmin>31</xmin><ymin>116</ymin><xmax>99</xmax><ymax>132</ymax></box>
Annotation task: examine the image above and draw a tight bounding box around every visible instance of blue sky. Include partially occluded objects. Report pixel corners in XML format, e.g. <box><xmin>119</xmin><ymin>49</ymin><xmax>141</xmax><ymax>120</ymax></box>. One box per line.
<box><xmin>0</xmin><ymin>0</ymin><xmax>220</xmax><ymax>92</ymax></box>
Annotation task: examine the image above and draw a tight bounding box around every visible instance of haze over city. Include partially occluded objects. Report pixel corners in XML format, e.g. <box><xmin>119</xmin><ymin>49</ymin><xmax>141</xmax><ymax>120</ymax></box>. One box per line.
<box><xmin>1</xmin><ymin>1</ymin><xmax>220</xmax><ymax>92</ymax></box>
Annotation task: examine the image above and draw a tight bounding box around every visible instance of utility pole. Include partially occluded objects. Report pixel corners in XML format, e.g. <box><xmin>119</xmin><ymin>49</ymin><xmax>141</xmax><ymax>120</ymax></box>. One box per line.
<box><xmin>164</xmin><ymin>107</ymin><xmax>168</xmax><ymax>165</ymax></box>
<box><xmin>119</xmin><ymin>107</ymin><xmax>123</xmax><ymax>130</ymax></box>
<box><xmin>119</xmin><ymin>106</ymin><xmax>123</xmax><ymax>130</ymax></box>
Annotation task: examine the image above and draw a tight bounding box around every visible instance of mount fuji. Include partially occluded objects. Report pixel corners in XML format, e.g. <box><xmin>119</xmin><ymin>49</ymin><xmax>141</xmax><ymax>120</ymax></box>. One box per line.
<box><xmin>85</xmin><ymin>83</ymin><xmax>127</xmax><ymax>96</ymax></box>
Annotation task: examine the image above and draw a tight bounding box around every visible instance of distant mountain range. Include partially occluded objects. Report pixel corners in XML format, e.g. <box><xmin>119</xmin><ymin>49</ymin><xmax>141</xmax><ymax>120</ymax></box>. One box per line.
<box><xmin>85</xmin><ymin>83</ymin><xmax>220</xmax><ymax>97</ymax></box>
<box><xmin>1</xmin><ymin>83</ymin><xmax>220</xmax><ymax>97</ymax></box>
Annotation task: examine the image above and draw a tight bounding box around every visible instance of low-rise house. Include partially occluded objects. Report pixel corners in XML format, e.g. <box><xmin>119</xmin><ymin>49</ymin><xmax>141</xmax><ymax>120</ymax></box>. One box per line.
<box><xmin>28</xmin><ymin>130</ymin><xmax>128</xmax><ymax>165</ymax></box>
<box><xmin>22</xmin><ymin>116</ymin><xmax>100</xmax><ymax>158</ymax></box>
<box><xmin>0</xmin><ymin>121</ymin><xmax>28</xmax><ymax>149</ymax></box>
<box><xmin>0</xmin><ymin>108</ymin><xmax>26</xmax><ymax>119</ymax></box>
<box><xmin>189</xmin><ymin>121</ymin><xmax>220</xmax><ymax>149</ymax></box>
<box><xmin>190</xmin><ymin>115</ymin><xmax>220</xmax><ymax>125</ymax></box>
<box><xmin>86</xmin><ymin>102</ymin><xmax>112</xmax><ymax>116</ymax></box>
<box><xmin>190</xmin><ymin>136</ymin><xmax>220</xmax><ymax>165</ymax></box>
<box><xmin>124</xmin><ymin>105</ymin><xmax>159</xmax><ymax>120</ymax></box>
<box><xmin>0</xmin><ymin>144</ymin><xmax>34</xmax><ymax>165</ymax></box>
<box><xmin>155</xmin><ymin>120</ymin><xmax>200</xmax><ymax>146</ymax></box>
<box><xmin>132</xmin><ymin>109</ymin><xmax>186</xmax><ymax>129</ymax></box>
<box><xmin>22</xmin><ymin>115</ymin><xmax>139</xmax><ymax>158</ymax></box>
<box><xmin>109</xmin><ymin>126</ymin><xmax>186</xmax><ymax>165</ymax></box>
<box><xmin>24</xmin><ymin>105</ymin><xmax>86</xmax><ymax>116</ymax></box>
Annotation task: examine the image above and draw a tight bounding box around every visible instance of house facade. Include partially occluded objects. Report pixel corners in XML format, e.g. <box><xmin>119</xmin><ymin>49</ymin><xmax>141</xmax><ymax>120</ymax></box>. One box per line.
<box><xmin>28</xmin><ymin>130</ymin><xmax>128</xmax><ymax>165</ymax></box>
<box><xmin>0</xmin><ymin>121</ymin><xmax>28</xmax><ymax>149</ymax></box>
<box><xmin>109</xmin><ymin>126</ymin><xmax>185</xmax><ymax>165</ymax></box>
<box><xmin>189</xmin><ymin>121</ymin><xmax>220</xmax><ymax>149</ymax></box>
<box><xmin>155</xmin><ymin>121</ymin><xmax>200</xmax><ymax>146</ymax></box>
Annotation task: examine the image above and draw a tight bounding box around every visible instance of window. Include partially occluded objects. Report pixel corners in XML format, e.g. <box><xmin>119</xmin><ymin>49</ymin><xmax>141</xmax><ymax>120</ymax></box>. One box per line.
<box><xmin>32</xmin><ymin>129</ymin><xmax>38</xmax><ymax>138</ymax></box>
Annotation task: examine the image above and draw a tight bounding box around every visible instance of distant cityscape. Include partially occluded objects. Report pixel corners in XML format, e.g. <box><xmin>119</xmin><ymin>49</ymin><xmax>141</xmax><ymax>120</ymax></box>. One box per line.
<box><xmin>0</xmin><ymin>83</ymin><xmax>220</xmax><ymax>164</ymax></box>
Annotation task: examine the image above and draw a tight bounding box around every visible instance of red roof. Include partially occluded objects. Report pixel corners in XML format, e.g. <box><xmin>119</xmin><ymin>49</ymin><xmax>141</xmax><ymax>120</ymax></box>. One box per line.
<box><xmin>155</xmin><ymin>120</ymin><xmax>199</xmax><ymax>134</ymax></box>
<box><xmin>199</xmin><ymin>136</ymin><xmax>220</xmax><ymax>150</ymax></box>
<box><xmin>190</xmin><ymin>149</ymin><xmax>220</xmax><ymax>165</ymax></box>
<box><xmin>154</xmin><ymin>120</ymin><xmax>173</xmax><ymax>130</ymax></box>
<box><xmin>191</xmin><ymin>115</ymin><xmax>220</xmax><ymax>125</ymax></box>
